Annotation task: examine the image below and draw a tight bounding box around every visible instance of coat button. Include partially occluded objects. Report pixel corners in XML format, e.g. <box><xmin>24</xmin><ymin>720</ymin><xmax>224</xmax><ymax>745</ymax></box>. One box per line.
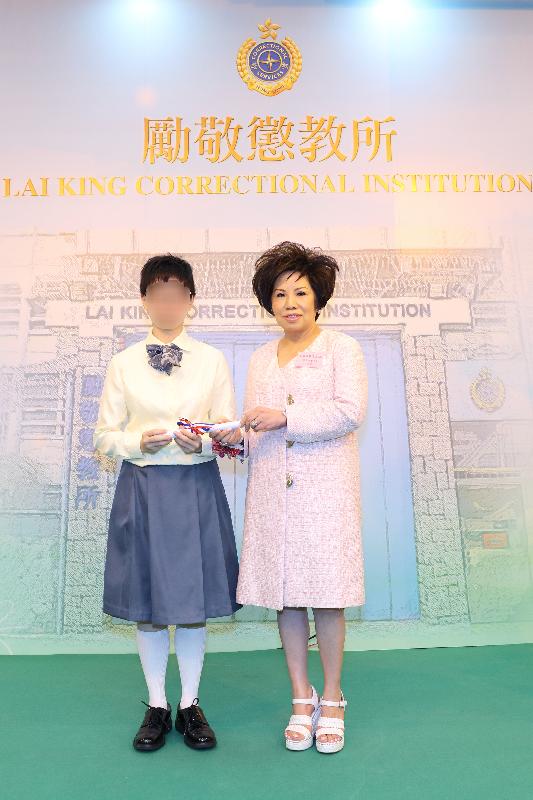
<box><xmin>286</xmin><ymin>473</ymin><xmax>293</xmax><ymax>488</ymax></box>
<box><xmin>287</xmin><ymin>394</ymin><xmax>294</xmax><ymax>405</ymax></box>
<box><xmin>287</xmin><ymin>440</ymin><xmax>294</xmax><ymax>448</ymax></box>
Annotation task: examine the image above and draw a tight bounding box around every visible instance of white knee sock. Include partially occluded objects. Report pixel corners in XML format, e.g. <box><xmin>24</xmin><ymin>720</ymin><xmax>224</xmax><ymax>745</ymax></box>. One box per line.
<box><xmin>174</xmin><ymin>624</ymin><xmax>207</xmax><ymax>709</ymax></box>
<box><xmin>136</xmin><ymin>626</ymin><xmax>169</xmax><ymax>709</ymax></box>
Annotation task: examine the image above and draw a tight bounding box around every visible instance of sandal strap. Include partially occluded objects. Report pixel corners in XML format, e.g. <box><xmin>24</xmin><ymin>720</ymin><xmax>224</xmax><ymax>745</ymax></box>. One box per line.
<box><xmin>317</xmin><ymin>716</ymin><xmax>345</xmax><ymax>730</ymax></box>
<box><xmin>288</xmin><ymin>714</ymin><xmax>312</xmax><ymax>726</ymax></box>
<box><xmin>320</xmin><ymin>693</ymin><xmax>347</xmax><ymax>709</ymax></box>
<box><xmin>292</xmin><ymin>685</ymin><xmax>319</xmax><ymax>709</ymax></box>
<box><xmin>285</xmin><ymin>723</ymin><xmax>313</xmax><ymax>738</ymax></box>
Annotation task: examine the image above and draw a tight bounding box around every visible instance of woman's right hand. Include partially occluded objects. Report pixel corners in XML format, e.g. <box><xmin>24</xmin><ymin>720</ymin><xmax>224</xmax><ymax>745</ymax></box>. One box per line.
<box><xmin>140</xmin><ymin>428</ymin><xmax>174</xmax><ymax>454</ymax></box>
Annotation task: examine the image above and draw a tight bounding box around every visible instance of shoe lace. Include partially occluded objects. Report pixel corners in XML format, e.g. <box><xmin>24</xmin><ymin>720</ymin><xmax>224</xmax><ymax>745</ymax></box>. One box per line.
<box><xmin>187</xmin><ymin>699</ymin><xmax>206</xmax><ymax>726</ymax></box>
<box><xmin>141</xmin><ymin>701</ymin><xmax>166</xmax><ymax>729</ymax></box>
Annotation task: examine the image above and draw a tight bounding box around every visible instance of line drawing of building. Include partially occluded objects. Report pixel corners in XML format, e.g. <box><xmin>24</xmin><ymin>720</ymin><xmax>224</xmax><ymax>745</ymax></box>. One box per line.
<box><xmin>0</xmin><ymin>227</ymin><xmax>532</xmax><ymax>650</ymax></box>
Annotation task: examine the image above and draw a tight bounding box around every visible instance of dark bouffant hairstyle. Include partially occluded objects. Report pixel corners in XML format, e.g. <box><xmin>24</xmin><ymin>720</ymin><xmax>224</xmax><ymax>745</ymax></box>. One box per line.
<box><xmin>140</xmin><ymin>254</ymin><xmax>196</xmax><ymax>298</ymax></box>
<box><xmin>252</xmin><ymin>241</ymin><xmax>339</xmax><ymax>321</ymax></box>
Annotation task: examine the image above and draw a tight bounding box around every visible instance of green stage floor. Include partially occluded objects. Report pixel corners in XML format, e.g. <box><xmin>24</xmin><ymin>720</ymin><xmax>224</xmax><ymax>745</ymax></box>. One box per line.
<box><xmin>2</xmin><ymin>645</ymin><xmax>532</xmax><ymax>800</ymax></box>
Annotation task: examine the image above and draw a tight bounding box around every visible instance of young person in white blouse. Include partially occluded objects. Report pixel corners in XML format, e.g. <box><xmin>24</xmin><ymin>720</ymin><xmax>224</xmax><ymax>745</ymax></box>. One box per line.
<box><xmin>94</xmin><ymin>254</ymin><xmax>242</xmax><ymax>753</ymax></box>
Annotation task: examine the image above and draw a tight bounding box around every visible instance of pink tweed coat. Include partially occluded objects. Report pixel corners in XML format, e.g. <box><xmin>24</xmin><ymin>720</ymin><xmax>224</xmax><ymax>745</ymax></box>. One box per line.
<box><xmin>236</xmin><ymin>329</ymin><xmax>368</xmax><ymax>610</ymax></box>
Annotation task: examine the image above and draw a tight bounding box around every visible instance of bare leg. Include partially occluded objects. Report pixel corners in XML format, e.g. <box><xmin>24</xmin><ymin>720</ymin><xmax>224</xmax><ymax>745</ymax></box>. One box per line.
<box><xmin>277</xmin><ymin>607</ymin><xmax>315</xmax><ymax>741</ymax></box>
<box><xmin>313</xmin><ymin>608</ymin><xmax>345</xmax><ymax>744</ymax></box>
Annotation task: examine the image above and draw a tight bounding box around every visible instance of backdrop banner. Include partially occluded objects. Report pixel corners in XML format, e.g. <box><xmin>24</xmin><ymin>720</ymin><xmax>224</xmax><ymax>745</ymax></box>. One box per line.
<box><xmin>1</xmin><ymin>0</ymin><xmax>532</xmax><ymax>654</ymax></box>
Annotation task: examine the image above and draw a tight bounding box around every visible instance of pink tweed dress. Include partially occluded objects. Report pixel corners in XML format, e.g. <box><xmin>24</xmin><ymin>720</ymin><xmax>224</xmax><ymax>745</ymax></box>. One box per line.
<box><xmin>236</xmin><ymin>329</ymin><xmax>368</xmax><ymax>610</ymax></box>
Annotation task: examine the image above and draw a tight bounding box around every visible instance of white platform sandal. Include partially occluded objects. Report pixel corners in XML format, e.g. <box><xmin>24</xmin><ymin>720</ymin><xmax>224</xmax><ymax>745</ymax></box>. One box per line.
<box><xmin>315</xmin><ymin>692</ymin><xmax>347</xmax><ymax>754</ymax></box>
<box><xmin>284</xmin><ymin>685</ymin><xmax>321</xmax><ymax>751</ymax></box>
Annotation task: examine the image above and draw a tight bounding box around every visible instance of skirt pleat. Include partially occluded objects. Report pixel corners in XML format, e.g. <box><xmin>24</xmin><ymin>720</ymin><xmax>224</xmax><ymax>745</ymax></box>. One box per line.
<box><xmin>103</xmin><ymin>460</ymin><xmax>241</xmax><ymax>625</ymax></box>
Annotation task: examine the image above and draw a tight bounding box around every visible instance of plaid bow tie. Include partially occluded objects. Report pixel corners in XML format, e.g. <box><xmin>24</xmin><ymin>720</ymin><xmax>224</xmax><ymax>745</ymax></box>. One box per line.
<box><xmin>146</xmin><ymin>343</ymin><xmax>184</xmax><ymax>375</ymax></box>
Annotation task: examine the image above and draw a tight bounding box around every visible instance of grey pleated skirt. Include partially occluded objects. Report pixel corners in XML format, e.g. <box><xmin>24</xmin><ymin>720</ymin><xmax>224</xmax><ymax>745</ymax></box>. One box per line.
<box><xmin>103</xmin><ymin>459</ymin><xmax>241</xmax><ymax>625</ymax></box>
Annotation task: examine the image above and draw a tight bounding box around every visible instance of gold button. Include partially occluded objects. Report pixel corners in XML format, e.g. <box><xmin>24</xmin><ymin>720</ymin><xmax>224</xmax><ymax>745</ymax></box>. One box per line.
<box><xmin>286</xmin><ymin>473</ymin><xmax>293</xmax><ymax>488</ymax></box>
<box><xmin>287</xmin><ymin>394</ymin><xmax>294</xmax><ymax>405</ymax></box>
<box><xmin>287</xmin><ymin>440</ymin><xmax>294</xmax><ymax>448</ymax></box>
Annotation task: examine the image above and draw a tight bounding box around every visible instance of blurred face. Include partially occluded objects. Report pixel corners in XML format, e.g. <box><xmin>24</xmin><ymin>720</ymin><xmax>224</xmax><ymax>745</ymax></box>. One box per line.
<box><xmin>271</xmin><ymin>271</ymin><xmax>318</xmax><ymax>334</ymax></box>
<box><xmin>142</xmin><ymin>277</ymin><xmax>193</xmax><ymax>330</ymax></box>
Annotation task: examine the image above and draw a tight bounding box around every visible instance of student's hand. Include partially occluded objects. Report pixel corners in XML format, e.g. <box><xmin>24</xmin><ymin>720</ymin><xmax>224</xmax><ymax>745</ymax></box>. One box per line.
<box><xmin>140</xmin><ymin>429</ymin><xmax>174</xmax><ymax>454</ymax></box>
<box><xmin>209</xmin><ymin>418</ymin><xmax>243</xmax><ymax>445</ymax></box>
<box><xmin>241</xmin><ymin>407</ymin><xmax>287</xmax><ymax>433</ymax></box>
<box><xmin>173</xmin><ymin>428</ymin><xmax>203</xmax><ymax>454</ymax></box>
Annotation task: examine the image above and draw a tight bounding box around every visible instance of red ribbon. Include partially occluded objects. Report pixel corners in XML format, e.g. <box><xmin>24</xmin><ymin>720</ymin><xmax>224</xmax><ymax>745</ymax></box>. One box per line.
<box><xmin>177</xmin><ymin>418</ymin><xmax>213</xmax><ymax>436</ymax></box>
<box><xmin>212</xmin><ymin>439</ymin><xmax>245</xmax><ymax>461</ymax></box>
<box><xmin>177</xmin><ymin>418</ymin><xmax>244</xmax><ymax>461</ymax></box>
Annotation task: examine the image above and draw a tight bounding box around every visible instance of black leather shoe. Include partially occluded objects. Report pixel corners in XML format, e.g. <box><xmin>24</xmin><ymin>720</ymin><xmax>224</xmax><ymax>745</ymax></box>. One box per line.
<box><xmin>133</xmin><ymin>702</ymin><xmax>172</xmax><ymax>752</ymax></box>
<box><xmin>175</xmin><ymin>698</ymin><xmax>217</xmax><ymax>749</ymax></box>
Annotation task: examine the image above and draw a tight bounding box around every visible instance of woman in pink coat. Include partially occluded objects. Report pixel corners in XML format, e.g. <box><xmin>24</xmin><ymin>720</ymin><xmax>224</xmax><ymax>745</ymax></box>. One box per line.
<box><xmin>236</xmin><ymin>241</ymin><xmax>368</xmax><ymax>754</ymax></box>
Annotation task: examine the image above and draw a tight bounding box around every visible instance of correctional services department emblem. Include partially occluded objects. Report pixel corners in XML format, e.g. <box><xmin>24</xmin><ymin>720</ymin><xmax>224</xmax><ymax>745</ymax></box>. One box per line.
<box><xmin>236</xmin><ymin>19</ymin><xmax>302</xmax><ymax>96</ymax></box>
<box><xmin>470</xmin><ymin>368</ymin><xmax>506</xmax><ymax>412</ymax></box>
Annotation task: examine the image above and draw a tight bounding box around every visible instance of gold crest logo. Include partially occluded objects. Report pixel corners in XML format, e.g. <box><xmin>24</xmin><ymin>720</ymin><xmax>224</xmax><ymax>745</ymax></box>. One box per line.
<box><xmin>236</xmin><ymin>19</ymin><xmax>302</xmax><ymax>97</ymax></box>
<box><xmin>470</xmin><ymin>368</ymin><xmax>506</xmax><ymax>413</ymax></box>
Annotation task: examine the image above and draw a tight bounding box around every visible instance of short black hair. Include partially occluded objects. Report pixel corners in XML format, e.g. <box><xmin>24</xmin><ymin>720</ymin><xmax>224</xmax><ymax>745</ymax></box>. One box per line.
<box><xmin>139</xmin><ymin>253</ymin><xmax>196</xmax><ymax>297</ymax></box>
<box><xmin>252</xmin><ymin>241</ymin><xmax>339</xmax><ymax>321</ymax></box>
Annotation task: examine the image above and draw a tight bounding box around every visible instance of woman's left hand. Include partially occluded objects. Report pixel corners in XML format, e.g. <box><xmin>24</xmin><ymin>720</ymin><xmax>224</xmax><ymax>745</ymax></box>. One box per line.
<box><xmin>241</xmin><ymin>406</ymin><xmax>287</xmax><ymax>433</ymax></box>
